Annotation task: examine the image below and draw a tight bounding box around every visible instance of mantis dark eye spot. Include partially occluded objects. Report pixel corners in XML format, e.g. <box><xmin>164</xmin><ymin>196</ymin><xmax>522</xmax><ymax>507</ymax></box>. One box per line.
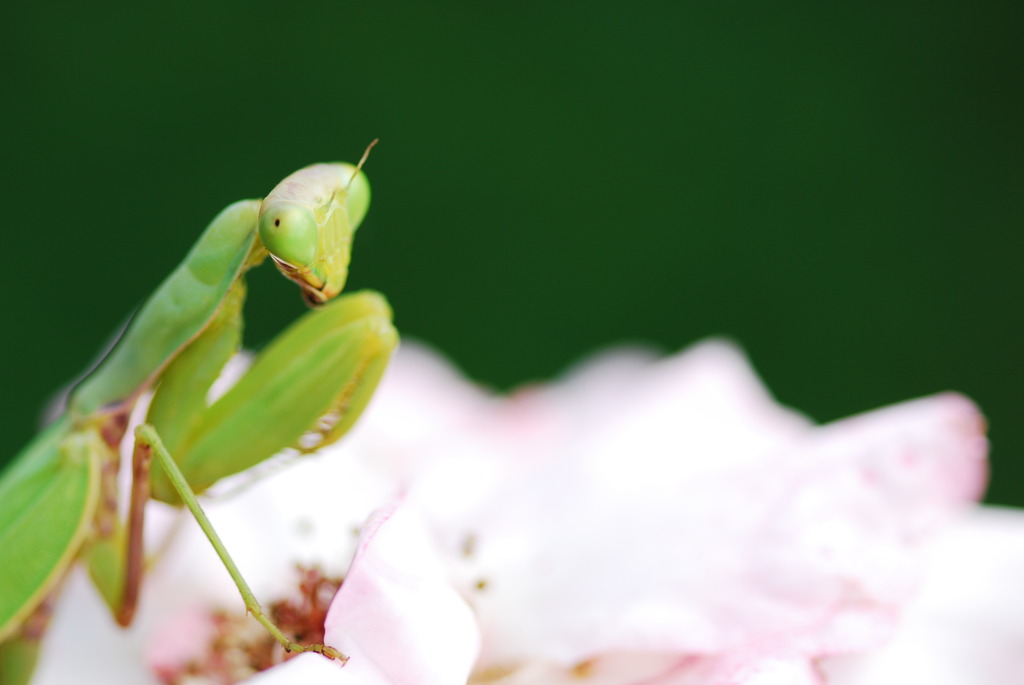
<box><xmin>275</xmin><ymin>219</ymin><xmax>280</xmax><ymax>226</ymax></box>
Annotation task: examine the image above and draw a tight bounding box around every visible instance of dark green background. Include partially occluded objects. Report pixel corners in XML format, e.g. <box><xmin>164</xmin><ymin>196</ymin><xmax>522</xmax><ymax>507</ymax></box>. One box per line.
<box><xmin>2</xmin><ymin>2</ymin><xmax>1021</xmax><ymax>504</ymax></box>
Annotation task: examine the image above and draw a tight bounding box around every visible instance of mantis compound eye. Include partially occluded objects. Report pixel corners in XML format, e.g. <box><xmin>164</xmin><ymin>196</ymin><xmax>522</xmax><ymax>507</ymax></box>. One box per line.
<box><xmin>258</xmin><ymin>204</ymin><xmax>319</xmax><ymax>270</ymax></box>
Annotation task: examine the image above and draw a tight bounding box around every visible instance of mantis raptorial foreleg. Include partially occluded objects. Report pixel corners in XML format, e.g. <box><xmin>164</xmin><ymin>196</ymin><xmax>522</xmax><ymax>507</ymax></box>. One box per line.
<box><xmin>118</xmin><ymin>289</ymin><xmax>395</xmax><ymax>636</ymax></box>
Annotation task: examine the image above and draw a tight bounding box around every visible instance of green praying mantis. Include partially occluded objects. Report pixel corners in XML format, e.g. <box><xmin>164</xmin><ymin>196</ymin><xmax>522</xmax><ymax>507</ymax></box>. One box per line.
<box><xmin>0</xmin><ymin>143</ymin><xmax>397</xmax><ymax>683</ymax></box>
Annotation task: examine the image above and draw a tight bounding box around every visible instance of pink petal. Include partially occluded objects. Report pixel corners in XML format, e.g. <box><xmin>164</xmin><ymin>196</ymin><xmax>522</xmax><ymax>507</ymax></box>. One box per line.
<box><xmin>145</xmin><ymin>605</ymin><xmax>218</xmax><ymax>680</ymax></box>
<box><xmin>323</xmin><ymin>501</ymin><xmax>481</xmax><ymax>685</ymax></box>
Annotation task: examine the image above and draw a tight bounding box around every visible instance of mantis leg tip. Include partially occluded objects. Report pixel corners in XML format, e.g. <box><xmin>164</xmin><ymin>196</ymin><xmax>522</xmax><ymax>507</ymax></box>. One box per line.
<box><xmin>301</xmin><ymin>643</ymin><xmax>348</xmax><ymax>663</ymax></box>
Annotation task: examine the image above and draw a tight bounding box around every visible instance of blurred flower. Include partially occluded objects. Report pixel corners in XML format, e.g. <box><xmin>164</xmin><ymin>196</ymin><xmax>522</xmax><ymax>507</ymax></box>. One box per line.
<box><xmin>29</xmin><ymin>340</ymin><xmax>1016</xmax><ymax>685</ymax></box>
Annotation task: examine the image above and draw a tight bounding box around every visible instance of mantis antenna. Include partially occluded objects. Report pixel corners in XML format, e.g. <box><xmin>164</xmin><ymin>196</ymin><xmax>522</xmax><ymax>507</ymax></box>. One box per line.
<box><xmin>347</xmin><ymin>139</ymin><xmax>379</xmax><ymax>188</ymax></box>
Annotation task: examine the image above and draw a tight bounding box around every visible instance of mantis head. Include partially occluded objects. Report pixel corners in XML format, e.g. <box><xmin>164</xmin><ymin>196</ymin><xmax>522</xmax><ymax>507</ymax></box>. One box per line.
<box><xmin>258</xmin><ymin>164</ymin><xmax>372</xmax><ymax>307</ymax></box>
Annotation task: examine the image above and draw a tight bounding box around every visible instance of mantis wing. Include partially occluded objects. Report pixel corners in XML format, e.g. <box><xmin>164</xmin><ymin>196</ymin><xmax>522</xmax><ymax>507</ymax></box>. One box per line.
<box><xmin>69</xmin><ymin>200</ymin><xmax>262</xmax><ymax>419</ymax></box>
<box><xmin>0</xmin><ymin>419</ymin><xmax>101</xmax><ymax>641</ymax></box>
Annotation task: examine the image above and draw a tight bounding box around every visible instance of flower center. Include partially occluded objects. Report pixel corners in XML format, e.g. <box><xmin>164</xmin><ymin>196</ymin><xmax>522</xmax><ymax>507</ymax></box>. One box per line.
<box><xmin>153</xmin><ymin>566</ymin><xmax>342</xmax><ymax>685</ymax></box>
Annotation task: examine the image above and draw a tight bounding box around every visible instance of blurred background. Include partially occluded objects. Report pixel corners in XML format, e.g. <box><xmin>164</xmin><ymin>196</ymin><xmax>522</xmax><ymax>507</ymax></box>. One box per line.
<box><xmin>2</xmin><ymin>1</ymin><xmax>1021</xmax><ymax>504</ymax></box>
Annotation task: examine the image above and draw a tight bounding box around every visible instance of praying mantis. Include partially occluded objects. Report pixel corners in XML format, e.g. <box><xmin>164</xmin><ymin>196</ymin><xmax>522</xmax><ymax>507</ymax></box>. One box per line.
<box><xmin>0</xmin><ymin>144</ymin><xmax>397</xmax><ymax>684</ymax></box>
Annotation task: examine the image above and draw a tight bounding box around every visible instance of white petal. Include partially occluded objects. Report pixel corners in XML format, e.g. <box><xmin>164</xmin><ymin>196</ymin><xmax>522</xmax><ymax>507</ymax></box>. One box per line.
<box><xmin>821</xmin><ymin>506</ymin><xmax>1024</xmax><ymax>685</ymax></box>
<box><xmin>531</xmin><ymin>340</ymin><xmax>814</xmax><ymax>477</ymax></box>
<box><xmin>474</xmin><ymin>650</ymin><xmax>824</xmax><ymax>685</ymax></box>
<box><xmin>456</xmin><ymin>346</ymin><xmax>986</xmax><ymax>668</ymax></box>
<box><xmin>149</xmin><ymin>448</ymin><xmax>395</xmax><ymax>609</ymax></box>
<box><xmin>242</xmin><ymin>652</ymin><xmax>363</xmax><ymax>684</ymax></box>
<box><xmin>344</xmin><ymin>342</ymin><xmax>496</xmax><ymax>486</ymax></box>
<box><xmin>29</xmin><ymin>568</ymin><xmax>158</xmax><ymax>685</ymax></box>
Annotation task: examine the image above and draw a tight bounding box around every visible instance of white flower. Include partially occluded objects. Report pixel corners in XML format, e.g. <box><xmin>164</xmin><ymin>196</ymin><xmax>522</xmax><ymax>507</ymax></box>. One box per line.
<box><xmin>29</xmin><ymin>340</ymin><xmax>1011</xmax><ymax>685</ymax></box>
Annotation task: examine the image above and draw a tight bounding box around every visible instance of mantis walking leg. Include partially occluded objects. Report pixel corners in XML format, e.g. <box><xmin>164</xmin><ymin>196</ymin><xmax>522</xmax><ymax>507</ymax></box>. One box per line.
<box><xmin>133</xmin><ymin>425</ymin><xmax>346</xmax><ymax>661</ymax></box>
